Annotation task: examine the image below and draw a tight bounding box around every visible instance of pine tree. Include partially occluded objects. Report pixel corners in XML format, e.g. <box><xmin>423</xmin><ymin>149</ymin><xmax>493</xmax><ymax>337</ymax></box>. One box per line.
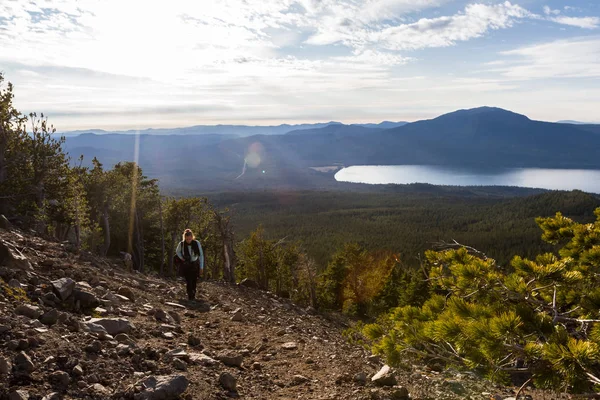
<box><xmin>365</xmin><ymin>207</ymin><xmax>600</xmax><ymax>393</ymax></box>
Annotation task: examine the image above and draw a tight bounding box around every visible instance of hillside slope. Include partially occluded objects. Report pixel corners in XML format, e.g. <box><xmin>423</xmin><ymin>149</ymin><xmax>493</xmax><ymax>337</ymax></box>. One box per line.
<box><xmin>0</xmin><ymin>227</ymin><xmax>571</xmax><ymax>399</ymax></box>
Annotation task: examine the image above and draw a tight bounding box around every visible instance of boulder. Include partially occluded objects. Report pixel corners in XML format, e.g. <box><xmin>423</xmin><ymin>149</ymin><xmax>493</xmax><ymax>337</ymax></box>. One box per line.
<box><xmin>39</xmin><ymin>309</ymin><xmax>59</xmax><ymax>326</ymax></box>
<box><xmin>15</xmin><ymin>304</ymin><xmax>42</xmax><ymax>319</ymax></box>
<box><xmin>51</xmin><ymin>278</ymin><xmax>76</xmax><ymax>301</ymax></box>
<box><xmin>219</xmin><ymin>372</ymin><xmax>237</xmax><ymax>392</ymax></box>
<box><xmin>49</xmin><ymin>370</ymin><xmax>70</xmax><ymax>388</ymax></box>
<box><xmin>88</xmin><ymin>318</ymin><xmax>134</xmax><ymax>335</ymax></box>
<box><xmin>371</xmin><ymin>365</ymin><xmax>397</xmax><ymax>387</ymax></box>
<box><xmin>281</xmin><ymin>342</ymin><xmax>298</xmax><ymax>350</ymax></box>
<box><xmin>14</xmin><ymin>351</ymin><xmax>34</xmax><ymax>372</ymax></box>
<box><xmin>73</xmin><ymin>288</ymin><xmax>100</xmax><ymax>309</ymax></box>
<box><xmin>118</xmin><ymin>286</ymin><xmax>136</xmax><ymax>302</ymax></box>
<box><xmin>391</xmin><ymin>386</ymin><xmax>410</xmax><ymax>399</ymax></box>
<box><xmin>0</xmin><ymin>240</ymin><xmax>32</xmax><ymax>270</ymax></box>
<box><xmin>0</xmin><ymin>357</ymin><xmax>11</xmax><ymax>374</ymax></box>
<box><xmin>134</xmin><ymin>375</ymin><xmax>189</xmax><ymax>400</ymax></box>
<box><xmin>239</xmin><ymin>278</ymin><xmax>259</xmax><ymax>289</ymax></box>
<box><xmin>217</xmin><ymin>351</ymin><xmax>243</xmax><ymax>368</ymax></box>
<box><xmin>8</xmin><ymin>391</ymin><xmax>29</xmax><ymax>400</ymax></box>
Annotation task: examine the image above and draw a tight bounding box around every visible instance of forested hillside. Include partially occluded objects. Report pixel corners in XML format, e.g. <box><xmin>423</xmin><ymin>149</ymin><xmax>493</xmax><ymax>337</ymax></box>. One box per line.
<box><xmin>211</xmin><ymin>189</ymin><xmax>600</xmax><ymax>267</ymax></box>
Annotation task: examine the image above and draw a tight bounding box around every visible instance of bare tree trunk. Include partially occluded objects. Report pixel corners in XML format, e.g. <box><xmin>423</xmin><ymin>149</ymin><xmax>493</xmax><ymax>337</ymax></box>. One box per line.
<box><xmin>74</xmin><ymin>192</ymin><xmax>81</xmax><ymax>249</ymax></box>
<box><xmin>134</xmin><ymin>209</ymin><xmax>144</xmax><ymax>273</ymax></box>
<box><xmin>159</xmin><ymin>200</ymin><xmax>165</xmax><ymax>275</ymax></box>
<box><xmin>168</xmin><ymin>232</ymin><xmax>176</xmax><ymax>277</ymax></box>
<box><xmin>223</xmin><ymin>243</ymin><xmax>231</xmax><ymax>282</ymax></box>
<box><xmin>101</xmin><ymin>202</ymin><xmax>110</xmax><ymax>256</ymax></box>
<box><xmin>0</xmin><ymin>125</ymin><xmax>7</xmax><ymax>214</ymax></box>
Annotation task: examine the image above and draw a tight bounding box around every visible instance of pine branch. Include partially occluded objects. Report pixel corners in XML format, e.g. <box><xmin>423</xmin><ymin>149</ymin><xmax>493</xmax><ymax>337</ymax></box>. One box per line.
<box><xmin>433</xmin><ymin>239</ymin><xmax>488</xmax><ymax>259</ymax></box>
<box><xmin>515</xmin><ymin>378</ymin><xmax>531</xmax><ymax>400</ymax></box>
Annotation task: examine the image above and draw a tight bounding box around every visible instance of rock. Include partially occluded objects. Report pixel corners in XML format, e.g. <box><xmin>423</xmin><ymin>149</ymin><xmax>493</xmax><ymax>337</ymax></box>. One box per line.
<box><xmin>90</xmin><ymin>383</ymin><xmax>110</xmax><ymax>395</ymax></box>
<box><xmin>114</xmin><ymin>294</ymin><xmax>131</xmax><ymax>302</ymax></box>
<box><xmin>115</xmin><ymin>333</ymin><xmax>134</xmax><ymax>344</ymax></box>
<box><xmin>73</xmin><ymin>364</ymin><xmax>84</xmax><ymax>376</ymax></box>
<box><xmin>85</xmin><ymin>340</ymin><xmax>102</xmax><ymax>353</ymax></box>
<box><xmin>239</xmin><ymin>278</ymin><xmax>258</xmax><ymax>289</ymax></box>
<box><xmin>50</xmin><ymin>370</ymin><xmax>70</xmax><ymax>388</ymax></box>
<box><xmin>51</xmin><ymin>277</ymin><xmax>76</xmax><ymax>301</ymax></box>
<box><xmin>164</xmin><ymin>349</ymin><xmax>188</xmax><ymax>361</ymax></box>
<box><xmin>167</xmin><ymin>311</ymin><xmax>181</xmax><ymax>324</ymax></box>
<box><xmin>154</xmin><ymin>309</ymin><xmax>174</xmax><ymax>324</ymax></box>
<box><xmin>84</xmin><ymin>321</ymin><xmax>108</xmax><ymax>334</ymax></box>
<box><xmin>217</xmin><ymin>351</ymin><xmax>243</xmax><ymax>367</ymax></box>
<box><xmin>134</xmin><ymin>375</ymin><xmax>189</xmax><ymax>400</ymax></box>
<box><xmin>231</xmin><ymin>308</ymin><xmax>243</xmax><ymax>322</ymax></box>
<box><xmin>15</xmin><ymin>304</ymin><xmax>42</xmax><ymax>319</ymax></box>
<box><xmin>219</xmin><ymin>372</ymin><xmax>237</xmax><ymax>392</ymax></box>
<box><xmin>354</xmin><ymin>372</ymin><xmax>367</xmax><ymax>385</ymax></box>
<box><xmin>41</xmin><ymin>292</ymin><xmax>60</xmax><ymax>306</ymax></box>
<box><xmin>41</xmin><ymin>393</ymin><xmax>61</xmax><ymax>400</ymax></box>
<box><xmin>40</xmin><ymin>309</ymin><xmax>59</xmax><ymax>326</ymax></box>
<box><xmin>371</xmin><ymin>365</ymin><xmax>397</xmax><ymax>387</ymax></box>
<box><xmin>0</xmin><ymin>324</ymin><xmax>11</xmax><ymax>333</ymax></box>
<box><xmin>73</xmin><ymin>288</ymin><xmax>100</xmax><ymax>309</ymax></box>
<box><xmin>118</xmin><ymin>286</ymin><xmax>136</xmax><ymax>302</ymax></box>
<box><xmin>8</xmin><ymin>278</ymin><xmax>21</xmax><ymax>288</ymax></box>
<box><xmin>8</xmin><ymin>391</ymin><xmax>29</xmax><ymax>400</ymax></box>
<box><xmin>368</xmin><ymin>355</ymin><xmax>382</xmax><ymax>364</ymax></box>
<box><xmin>173</xmin><ymin>358</ymin><xmax>187</xmax><ymax>371</ymax></box>
<box><xmin>444</xmin><ymin>380</ymin><xmax>467</xmax><ymax>395</ymax></box>
<box><xmin>281</xmin><ymin>342</ymin><xmax>298</xmax><ymax>350</ymax></box>
<box><xmin>164</xmin><ymin>302</ymin><xmax>186</xmax><ymax>310</ymax></box>
<box><xmin>189</xmin><ymin>353</ymin><xmax>217</xmax><ymax>366</ymax></box>
<box><xmin>0</xmin><ymin>214</ymin><xmax>12</xmax><ymax>230</ymax></box>
<box><xmin>0</xmin><ymin>240</ymin><xmax>32</xmax><ymax>270</ymax></box>
<box><xmin>14</xmin><ymin>351</ymin><xmax>34</xmax><ymax>372</ymax></box>
<box><xmin>390</xmin><ymin>386</ymin><xmax>410</xmax><ymax>400</ymax></box>
<box><xmin>187</xmin><ymin>334</ymin><xmax>201</xmax><ymax>347</ymax></box>
<box><xmin>88</xmin><ymin>318</ymin><xmax>134</xmax><ymax>334</ymax></box>
<box><xmin>252</xmin><ymin>362</ymin><xmax>262</xmax><ymax>370</ymax></box>
<box><xmin>102</xmin><ymin>292</ymin><xmax>121</xmax><ymax>305</ymax></box>
<box><xmin>0</xmin><ymin>357</ymin><xmax>11</xmax><ymax>374</ymax></box>
<box><xmin>292</xmin><ymin>375</ymin><xmax>310</xmax><ymax>385</ymax></box>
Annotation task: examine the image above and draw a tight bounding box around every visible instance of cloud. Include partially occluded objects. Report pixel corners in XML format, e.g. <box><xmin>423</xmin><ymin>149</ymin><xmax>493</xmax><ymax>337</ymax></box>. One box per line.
<box><xmin>548</xmin><ymin>16</ymin><xmax>600</xmax><ymax>29</ymax></box>
<box><xmin>495</xmin><ymin>37</ymin><xmax>600</xmax><ymax>79</ymax></box>
<box><xmin>375</xmin><ymin>2</ymin><xmax>530</xmax><ymax>50</ymax></box>
<box><xmin>543</xmin><ymin>6</ymin><xmax>560</xmax><ymax>16</ymax></box>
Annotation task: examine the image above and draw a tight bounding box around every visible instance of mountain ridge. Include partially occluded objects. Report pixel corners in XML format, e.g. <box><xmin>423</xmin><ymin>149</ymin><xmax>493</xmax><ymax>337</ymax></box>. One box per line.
<box><xmin>61</xmin><ymin>106</ymin><xmax>600</xmax><ymax>190</ymax></box>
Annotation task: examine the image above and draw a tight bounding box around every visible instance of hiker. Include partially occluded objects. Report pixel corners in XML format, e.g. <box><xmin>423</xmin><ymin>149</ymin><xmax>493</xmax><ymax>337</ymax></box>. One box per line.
<box><xmin>120</xmin><ymin>251</ymin><xmax>133</xmax><ymax>271</ymax></box>
<box><xmin>175</xmin><ymin>229</ymin><xmax>204</xmax><ymax>300</ymax></box>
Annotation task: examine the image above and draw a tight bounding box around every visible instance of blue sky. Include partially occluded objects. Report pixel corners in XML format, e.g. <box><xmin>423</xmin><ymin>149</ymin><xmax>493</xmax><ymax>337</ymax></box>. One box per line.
<box><xmin>0</xmin><ymin>0</ymin><xmax>599</xmax><ymax>130</ymax></box>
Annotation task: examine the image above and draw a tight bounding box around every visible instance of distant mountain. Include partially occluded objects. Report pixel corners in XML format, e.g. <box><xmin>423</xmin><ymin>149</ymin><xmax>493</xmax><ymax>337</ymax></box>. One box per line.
<box><xmin>286</xmin><ymin>124</ymin><xmax>383</xmax><ymax>136</ymax></box>
<box><xmin>354</xmin><ymin>121</ymin><xmax>408</xmax><ymax>129</ymax></box>
<box><xmin>60</xmin><ymin>122</ymin><xmax>344</xmax><ymax>137</ymax></box>
<box><xmin>63</xmin><ymin>106</ymin><xmax>600</xmax><ymax>190</ymax></box>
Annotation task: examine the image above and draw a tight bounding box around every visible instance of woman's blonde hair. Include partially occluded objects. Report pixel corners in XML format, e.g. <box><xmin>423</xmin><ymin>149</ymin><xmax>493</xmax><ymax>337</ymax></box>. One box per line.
<box><xmin>182</xmin><ymin>229</ymin><xmax>195</xmax><ymax>241</ymax></box>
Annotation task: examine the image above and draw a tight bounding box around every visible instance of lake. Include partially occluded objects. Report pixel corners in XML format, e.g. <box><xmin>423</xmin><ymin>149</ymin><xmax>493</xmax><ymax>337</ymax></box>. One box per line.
<box><xmin>334</xmin><ymin>165</ymin><xmax>600</xmax><ymax>193</ymax></box>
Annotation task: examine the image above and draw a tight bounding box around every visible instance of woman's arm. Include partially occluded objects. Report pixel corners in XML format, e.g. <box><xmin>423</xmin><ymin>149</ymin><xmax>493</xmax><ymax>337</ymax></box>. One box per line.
<box><xmin>175</xmin><ymin>241</ymin><xmax>185</xmax><ymax>261</ymax></box>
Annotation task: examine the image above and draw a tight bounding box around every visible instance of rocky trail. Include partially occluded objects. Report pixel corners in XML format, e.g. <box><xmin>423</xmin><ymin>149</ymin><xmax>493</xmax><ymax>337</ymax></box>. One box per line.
<box><xmin>0</xmin><ymin>226</ymin><xmax>570</xmax><ymax>399</ymax></box>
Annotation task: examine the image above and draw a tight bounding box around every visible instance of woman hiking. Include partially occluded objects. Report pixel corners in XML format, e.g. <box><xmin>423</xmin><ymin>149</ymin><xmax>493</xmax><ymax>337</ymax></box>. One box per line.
<box><xmin>175</xmin><ymin>229</ymin><xmax>204</xmax><ymax>300</ymax></box>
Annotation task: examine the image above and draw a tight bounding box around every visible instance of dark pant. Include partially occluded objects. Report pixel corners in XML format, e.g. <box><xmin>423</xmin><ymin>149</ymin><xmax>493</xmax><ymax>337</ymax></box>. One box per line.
<box><xmin>184</xmin><ymin>262</ymin><xmax>199</xmax><ymax>300</ymax></box>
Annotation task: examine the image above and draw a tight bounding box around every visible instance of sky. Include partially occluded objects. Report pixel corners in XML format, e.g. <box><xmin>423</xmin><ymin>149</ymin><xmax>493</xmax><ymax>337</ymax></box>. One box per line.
<box><xmin>1</xmin><ymin>0</ymin><xmax>599</xmax><ymax>130</ymax></box>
